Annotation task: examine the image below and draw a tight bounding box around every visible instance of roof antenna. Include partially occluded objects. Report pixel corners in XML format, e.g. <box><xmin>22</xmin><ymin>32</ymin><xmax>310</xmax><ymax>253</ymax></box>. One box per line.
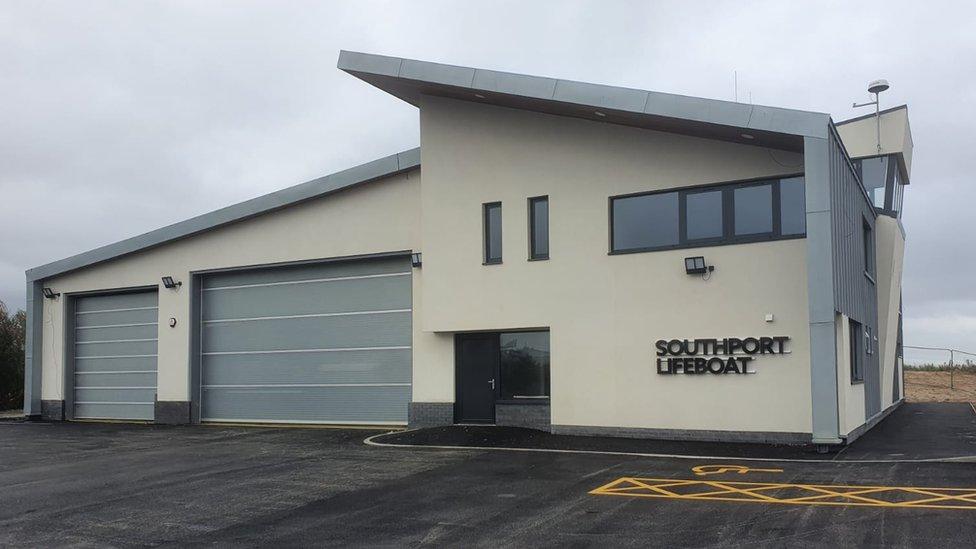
<box><xmin>733</xmin><ymin>70</ymin><xmax>738</xmax><ymax>102</ymax></box>
<box><xmin>852</xmin><ymin>79</ymin><xmax>890</xmax><ymax>154</ymax></box>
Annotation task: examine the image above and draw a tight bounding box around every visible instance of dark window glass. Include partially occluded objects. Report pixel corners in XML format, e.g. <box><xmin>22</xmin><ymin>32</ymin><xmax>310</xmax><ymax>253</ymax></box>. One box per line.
<box><xmin>484</xmin><ymin>202</ymin><xmax>502</xmax><ymax>264</ymax></box>
<box><xmin>686</xmin><ymin>190</ymin><xmax>723</xmax><ymax>240</ymax></box>
<box><xmin>780</xmin><ymin>177</ymin><xmax>806</xmax><ymax>235</ymax></box>
<box><xmin>891</xmin><ymin>167</ymin><xmax>904</xmax><ymax>214</ymax></box>
<box><xmin>857</xmin><ymin>156</ymin><xmax>888</xmax><ymax>209</ymax></box>
<box><xmin>734</xmin><ymin>184</ymin><xmax>773</xmax><ymax>236</ymax></box>
<box><xmin>529</xmin><ymin>196</ymin><xmax>549</xmax><ymax>259</ymax></box>
<box><xmin>850</xmin><ymin>320</ymin><xmax>863</xmax><ymax>382</ymax></box>
<box><xmin>863</xmin><ymin>220</ymin><xmax>875</xmax><ymax>277</ymax></box>
<box><xmin>499</xmin><ymin>331</ymin><xmax>550</xmax><ymax>399</ymax></box>
<box><xmin>611</xmin><ymin>192</ymin><xmax>679</xmax><ymax>251</ymax></box>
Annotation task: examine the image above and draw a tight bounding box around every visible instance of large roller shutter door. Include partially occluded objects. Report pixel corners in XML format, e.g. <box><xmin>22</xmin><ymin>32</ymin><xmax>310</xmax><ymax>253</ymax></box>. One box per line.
<box><xmin>200</xmin><ymin>256</ymin><xmax>412</xmax><ymax>424</ymax></box>
<box><xmin>72</xmin><ymin>291</ymin><xmax>158</xmax><ymax>420</ymax></box>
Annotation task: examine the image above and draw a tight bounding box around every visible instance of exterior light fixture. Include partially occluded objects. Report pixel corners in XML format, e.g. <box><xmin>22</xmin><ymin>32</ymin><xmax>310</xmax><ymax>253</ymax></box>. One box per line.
<box><xmin>42</xmin><ymin>287</ymin><xmax>60</xmax><ymax>299</ymax></box>
<box><xmin>594</xmin><ymin>111</ymin><xmax>606</xmax><ymax>117</ymax></box>
<box><xmin>411</xmin><ymin>252</ymin><xmax>422</xmax><ymax>268</ymax></box>
<box><xmin>740</xmin><ymin>133</ymin><xmax>755</xmax><ymax>140</ymax></box>
<box><xmin>684</xmin><ymin>256</ymin><xmax>712</xmax><ymax>275</ymax></box>
<box><xmin>161</xmin><ymin>276</ymin><xmax>182</xmax><ymax>289</ymax></box>
<box><xmin>474</xmin><ymin>93</ymin><xmax>485</xmax><ymax>99</ymax></box>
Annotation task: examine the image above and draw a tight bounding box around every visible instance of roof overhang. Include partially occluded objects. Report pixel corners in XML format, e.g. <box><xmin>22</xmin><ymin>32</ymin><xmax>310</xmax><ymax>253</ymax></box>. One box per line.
<box><xmin>339</xmin><ymin>50</ymin><xmax>831</xmax><ymax>153</ymax></box>
<box><xmin>27</xmin><ymin>148</ymin><xmax>420</xmax><ymax>282</ymax></box>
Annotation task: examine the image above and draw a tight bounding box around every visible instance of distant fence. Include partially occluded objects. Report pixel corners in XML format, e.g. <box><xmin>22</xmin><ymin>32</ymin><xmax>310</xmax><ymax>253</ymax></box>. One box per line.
<box><xmin>903</xmin><ymin>345</ymin><xmax>976</xmax><ymax>390</ymax></box>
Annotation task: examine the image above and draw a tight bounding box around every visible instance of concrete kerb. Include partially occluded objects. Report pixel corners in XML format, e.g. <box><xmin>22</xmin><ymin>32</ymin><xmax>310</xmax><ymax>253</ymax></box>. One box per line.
<box><xmin>362</xmin><ymin>430</ymin><xmax>976</xmax><ymax>465</ymax></box>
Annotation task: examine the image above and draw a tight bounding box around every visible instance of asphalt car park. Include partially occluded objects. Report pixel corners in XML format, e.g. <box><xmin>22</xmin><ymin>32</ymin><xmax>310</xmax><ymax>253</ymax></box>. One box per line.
<box><xmin>1</xmin><ymin>403</ymin><xmax>975</xmax><ymax>547</ymax></box>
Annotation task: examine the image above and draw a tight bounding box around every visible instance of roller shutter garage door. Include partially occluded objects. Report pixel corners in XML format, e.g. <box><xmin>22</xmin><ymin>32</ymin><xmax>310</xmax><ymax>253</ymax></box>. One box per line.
<box><xmin>200</xmin><ymin>256</ymin><xmax>412</xmax><ymax>424</ymax></box>
<box><xmin>72</xmin><ymin>291</ymin><xmax>158</xmax><ymax>420</ymax></box>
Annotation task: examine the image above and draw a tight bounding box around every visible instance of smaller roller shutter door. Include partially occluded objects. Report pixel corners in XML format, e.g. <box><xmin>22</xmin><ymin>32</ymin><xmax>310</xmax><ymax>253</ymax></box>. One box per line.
<box><xmin>72</xmin><ymin>291</ymin><xmax>158</xmax><ymax>420</ymax></box>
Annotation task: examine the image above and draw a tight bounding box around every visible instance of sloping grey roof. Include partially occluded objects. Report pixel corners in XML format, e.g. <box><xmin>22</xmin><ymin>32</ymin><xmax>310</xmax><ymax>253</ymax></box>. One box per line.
<box><xmin>338</xmin><ymin>50</ymin><xmax>831</xmax><ymax>152</ymax></box>
<box><xmin>27</xmin><ymin>148</ymin><xmax>420</xmax><ymax>282</ymax></box>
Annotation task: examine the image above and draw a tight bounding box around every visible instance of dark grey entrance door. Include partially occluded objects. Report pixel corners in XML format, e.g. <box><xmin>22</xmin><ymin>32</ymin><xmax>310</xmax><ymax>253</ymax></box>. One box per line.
<box><xmin>456</xmin><ymin>334</ymin><xmax>497</xmax><ymax>423</ymax></box>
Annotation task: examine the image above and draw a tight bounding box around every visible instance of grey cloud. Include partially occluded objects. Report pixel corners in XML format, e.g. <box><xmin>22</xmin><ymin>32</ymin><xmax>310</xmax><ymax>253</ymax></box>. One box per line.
<box><xmin>2</xmin><ymin>0</ymin><xmax>974</xmax><ymax>360</ymax></box>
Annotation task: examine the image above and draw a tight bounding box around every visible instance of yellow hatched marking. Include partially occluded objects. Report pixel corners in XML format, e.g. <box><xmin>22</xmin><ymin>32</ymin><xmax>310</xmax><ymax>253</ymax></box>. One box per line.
<box><xmin>589</xmin><ymin>477</ymin><xmax>976</xmax><ymax>510</ymax></box>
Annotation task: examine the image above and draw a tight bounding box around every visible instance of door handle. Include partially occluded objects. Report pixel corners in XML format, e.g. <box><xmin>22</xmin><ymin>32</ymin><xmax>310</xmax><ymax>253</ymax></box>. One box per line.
<box><xmin>488</xmin><ymin>378</ymin><xmax>495</xmax><ymax>390</ymax></box>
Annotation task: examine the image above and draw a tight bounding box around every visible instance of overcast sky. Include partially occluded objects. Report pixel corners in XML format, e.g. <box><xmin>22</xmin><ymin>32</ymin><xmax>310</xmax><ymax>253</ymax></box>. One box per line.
<box><xmin>2</xmin><ymin>1</ymin><xmax>973</xmax><ymax>363</ymax></box>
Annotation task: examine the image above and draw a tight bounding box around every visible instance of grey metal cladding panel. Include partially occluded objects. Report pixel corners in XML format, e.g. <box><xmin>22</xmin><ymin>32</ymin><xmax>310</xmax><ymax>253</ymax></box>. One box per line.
<box><xmin>399</xmin><ymin>59</ymin><xmax>475</xmax><ymax>88</ymax></box>
<box><xmin>201</xmin><ymin>385</ymin><xmax>409</xmax><ymax>423</ymax></box>
<box><xmin>646</xmin><ymin>94</ymin><xmax>751</xmax><ymax>128</ymax></box>
<box><xmin>75</xmin><ymin>308</ymin><xmax>158</xmax><ymax>327</ymax></box>
<box><xmin>74</xmin><ymin>356</ymin><xmax>157</xmax><ymax>373</ymax></box>
<box><xmin>75</xmin><ymin>340</ymin><xmax>157</xmax><ymax>358</ymax></box>
<box><xmin>74</xmin><ymin>387</ymin><xmax>156</xmax><ymax>404</ymax></box>
<box><xmin>202</xmin><ymin>277</ymin><xmax>411</xmax><ymax>321</ymax></box>
<box><xmin>828</xmin><ymin>131</ymin><xmax>877</xmax><ymax>324</ymax></box>
<box><xmin>74</xmin><ymin>291</ymin><xmax>157</xmax><ymax>311</ymax></box>
<box><xmin>826</xmin><ymin>131</ymin><xmax>881</xmax><ymax>417</ymax></box>
<box><xmin>553</xmin><ymin>80</ymin><xmax>648</xmax><ymax>112</ymax></box>
<box><xmin>202</xmin><ymin>312</ymin><xmax>411</xmax><ymax>353</ymax></box>
<box><xmin>471</xmin><ymin>69</ymin><xmax>557</xmax><ymax>99</ymax></box>
<box><xmin>202</xmin><ymin>349</ymin><xmax>411</xmax><ymax>385</ymax></box>
<box><xmin>27</xmin><ymin>149</ymin><xmax>420</xmax><ymax>282</ymax></box>
<box><xmin>202</xmin><ymin>256</ymin><xmax>410</xmax><ymax>289</ymax></box>
<box><xmin>74</xmin><ymin>403</ymin><xmax>153</xmax><ymax>421</ymax></box>
<box><xmin>75</xmin><ymin>372</ymin><xmax>156</xmax><ymax>387</ymax></box>
<box><xmin>75</xmin><ymin>324</ymin><xmax>157</xmax><ymax>343</ymax></box>
<box><xmin>336</xmin><ymin>50</ymin><xmax>402</xmax><ymax>77</ymax></box>
<box><xmin>339</xmin><ymin>51</ymin><xmax>830</xmax><ymax>139</ymax></box>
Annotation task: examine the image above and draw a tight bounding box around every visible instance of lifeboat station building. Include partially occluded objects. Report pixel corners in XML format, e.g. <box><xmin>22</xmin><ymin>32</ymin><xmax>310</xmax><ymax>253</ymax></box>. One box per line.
<box><xmin>23</xmin><ymin>51</ymin><xmax>912</xmax><ymax>446</ymax></box>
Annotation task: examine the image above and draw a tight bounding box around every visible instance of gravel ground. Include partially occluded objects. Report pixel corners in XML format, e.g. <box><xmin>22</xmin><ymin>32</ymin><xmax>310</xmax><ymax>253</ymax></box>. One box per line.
<box><xmin>905</xmin><ymin>370</ymin><xmax>976</xmax><ymax>402</ymax></box>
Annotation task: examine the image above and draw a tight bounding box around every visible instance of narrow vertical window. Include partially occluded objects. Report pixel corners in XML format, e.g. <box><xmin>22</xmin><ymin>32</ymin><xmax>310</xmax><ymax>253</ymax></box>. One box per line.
<box><xmin>484</xmin><ymin>202</ymin><xmax>502</xmax><ymax>264</ymax></box>
<box><xmin>850</xmin><ymin>319</ymin><xmax>864</xmax><ymax>382</ymax></box>
<box><xmin>863</xmin><ymin>219</ymin><xmax>875</xmax><ymax>278</ymax></box>
<box><xmin>529</xmin><ymin>196</ymin><xmax>549</xmax><ymax>260</ymax></box>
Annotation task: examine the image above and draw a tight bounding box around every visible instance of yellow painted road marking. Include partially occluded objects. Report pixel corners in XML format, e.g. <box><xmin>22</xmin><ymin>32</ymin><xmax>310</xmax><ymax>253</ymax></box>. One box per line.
<box><xmin>692</xmin><ymin>464</ymin><xmax>783</xmax><ymax>476</ymax></box>
<box><xmin>590</xmin><ymin>477</ymin><xmax>976</xmax><ymax>510</ymax></box>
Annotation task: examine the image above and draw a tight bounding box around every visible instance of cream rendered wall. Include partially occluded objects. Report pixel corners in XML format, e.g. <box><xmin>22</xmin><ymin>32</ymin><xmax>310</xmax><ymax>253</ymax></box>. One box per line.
<box><xmin>836</xmin><ymin>108</ymin><xmax>913</xmax><ymax>172</ymax></box>
<box><xmin>418</xmin><ymin>96</ymin><xmax>813</xmax><ymax>434</ymax></box>
<box><xmin>875</xmin><ymin>216</ymin><xmax>905</xmax><ymax>407</ymax></box>
<box><xmin>41</xmin><ymin>170</ymin><xmax>424</xmax><ymax>404</ymax></box>
<box><xmin>837</xmin><ymin>314</ymin><xmax>866</xmax><ymax>435</ymax></box>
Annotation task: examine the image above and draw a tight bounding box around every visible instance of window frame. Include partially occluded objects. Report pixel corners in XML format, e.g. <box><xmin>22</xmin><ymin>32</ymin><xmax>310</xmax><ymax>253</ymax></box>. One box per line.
<box><xmin>608</xmin><ymin>173</ymin><xmax>804</xmax><ymax>255</ymax></box>
<box><xmin>850</xmin><ymin>319</ymin><xmax>864</xmax><ymax>383</ymax></box>
<box><xmin>528</xmin><ymin>195</ymin><xmax>549</xmax><ymax>261</ymax></box>
<box><xmin>483</xmin><ymin>201</ymin><xmax>502</xmax><ymax>265</ymax></box>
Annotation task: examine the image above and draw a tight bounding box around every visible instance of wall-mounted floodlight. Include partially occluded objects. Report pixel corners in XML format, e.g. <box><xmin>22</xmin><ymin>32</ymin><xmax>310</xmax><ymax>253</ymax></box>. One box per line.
<box><xmin>161</xmin><ymin>276</ymin><xmax>182</xmax><ymax>289</ymax></box>
<box><xmin>42</xmin><ymin>287</ymin><xmax>60</xmax><ymax>299</ymax></box>
<box><xmin>411</xmin><ymin>252</ymin><xmax>422</xmax><ymax>268</ymax></box>
<box><xmin>684</xmin><ymin>256</ymin><xmax>713</xmax><ymax>276</ymax></box>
